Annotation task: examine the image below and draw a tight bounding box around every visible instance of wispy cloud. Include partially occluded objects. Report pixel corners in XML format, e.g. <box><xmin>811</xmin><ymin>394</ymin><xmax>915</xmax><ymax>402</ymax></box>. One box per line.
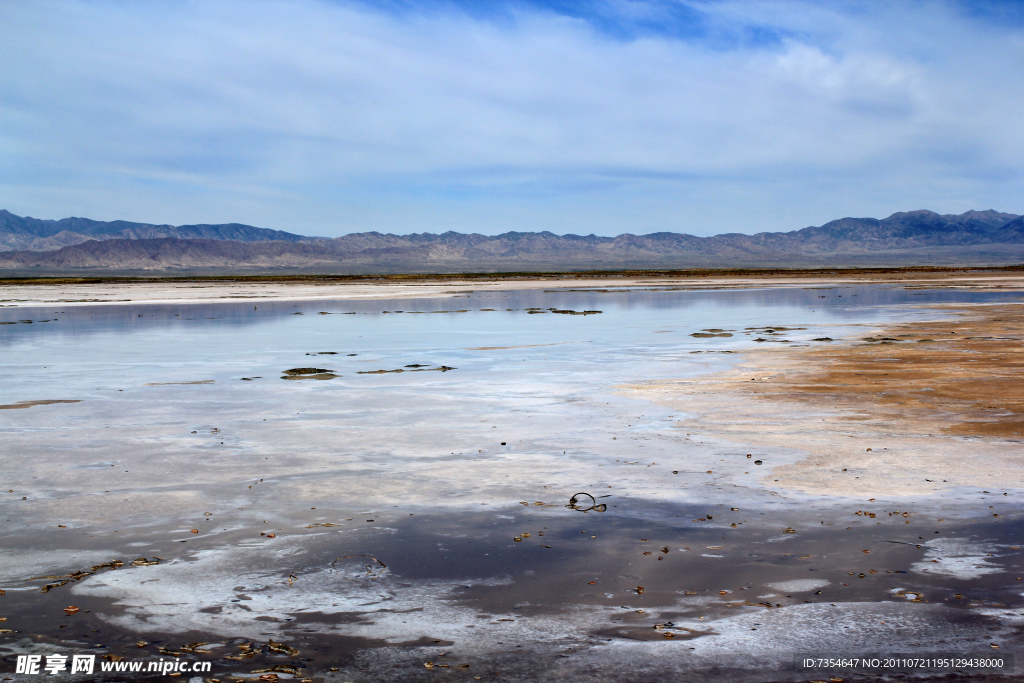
<box><xmin>0</xmin><ymin>0</ymin><xmax>1021</xmax><ymax>235</ymax></box>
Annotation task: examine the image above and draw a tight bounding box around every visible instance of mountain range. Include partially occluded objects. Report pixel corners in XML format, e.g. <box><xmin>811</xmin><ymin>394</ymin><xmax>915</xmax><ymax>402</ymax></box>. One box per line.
<box><xmin>0</xmin><ymin>210</ymin><xmax>310</xmax><ymax>251</ymax></box>
<box><xmin>0</xmin><ymin>208</ymin><xmax>1021</xmax><ymax>274</ymax></box>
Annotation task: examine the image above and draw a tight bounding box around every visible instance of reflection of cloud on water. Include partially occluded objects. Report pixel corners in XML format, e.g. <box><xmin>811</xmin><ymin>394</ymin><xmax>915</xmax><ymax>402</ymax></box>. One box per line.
<box><xmin>593</xmin><ymin>601</ymin><xmax>1014</xmax><ymax>679</ymax></box>
<box><xmin>0</xmin><ymin>548</ymin><xmax>121</xmax><ymax>585</ymax></box>
<box><xmin>910</xmin><ymin>538</ymin><xmax>1004</xmax><ymax>580</ymax></box>
<box><xmin>74</xmin><ymin>537</ymin><xmax>516</xmax><ymax>639</ymax></box>
<box><xmin>765</xmin><ymin>579</ymin><xmax>829</xmax><ymax>593</ymax></box>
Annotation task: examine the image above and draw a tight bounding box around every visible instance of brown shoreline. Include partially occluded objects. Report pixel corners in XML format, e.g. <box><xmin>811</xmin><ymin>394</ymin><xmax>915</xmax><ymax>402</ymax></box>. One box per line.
<box><xmin>2</xmin><ymin>263</ymin><xmax>1024</xmax><ymax>286</ymax></box>
<box><xmin>624</xmin><ymin>300</ymin><xmax>1024</xmax><ymax>498</ymax></box>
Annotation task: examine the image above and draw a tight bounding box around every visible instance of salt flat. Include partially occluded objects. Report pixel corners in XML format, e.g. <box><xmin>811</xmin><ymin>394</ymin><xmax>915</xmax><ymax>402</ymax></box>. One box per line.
<box><xmin>1</xmin><ymin>275</ymin><xmax>1022</xmax><ymax>681</ymax></box>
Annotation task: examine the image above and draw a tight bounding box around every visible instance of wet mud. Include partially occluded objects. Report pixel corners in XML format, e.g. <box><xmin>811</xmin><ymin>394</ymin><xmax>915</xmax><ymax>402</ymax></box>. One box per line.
<box><xmin>2</xmin><ymin>503</ymin><xmax>1022</xmax><ymax>681</ymax></box>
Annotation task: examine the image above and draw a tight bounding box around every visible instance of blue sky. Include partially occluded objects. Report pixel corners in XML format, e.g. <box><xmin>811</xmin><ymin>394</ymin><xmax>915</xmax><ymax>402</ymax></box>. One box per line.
<box><xmin>1</xmin><ymin>0</ymin><xmax>1022</xmax><ymax>237</ymax></box>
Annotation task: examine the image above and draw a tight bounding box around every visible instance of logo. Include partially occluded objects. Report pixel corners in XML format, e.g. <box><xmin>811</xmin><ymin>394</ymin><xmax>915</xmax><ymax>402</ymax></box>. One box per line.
<box><xmin>14</xmin><ymin>653</ymin><xmax>213</xmax><ymax>676</ymax></box>
<box><xmin>16</xmin><ymin>655</ymin><xmax>95</xmax><ymax>675</ymax></box>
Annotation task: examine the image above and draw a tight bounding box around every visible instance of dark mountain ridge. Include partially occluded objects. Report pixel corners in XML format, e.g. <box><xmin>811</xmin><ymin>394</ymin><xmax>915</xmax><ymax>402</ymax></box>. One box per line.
<box><xmin>0</xmin><ymin>209</ymin><xmax>1021</xmax><ymax>273</ymax></box>
<box><xmin>0</xmin><ymin>210</ymin><xmax>309</xmax><ymax>251</ymax></box>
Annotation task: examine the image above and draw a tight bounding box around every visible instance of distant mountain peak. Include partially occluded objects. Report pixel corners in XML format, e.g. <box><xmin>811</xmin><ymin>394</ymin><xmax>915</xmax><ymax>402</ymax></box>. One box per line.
<box><xmin>0</xmin><ymin>211</ymin><xmax>309</xmax><ymax>252</ymax></box>
<box><xmin>0</xmin><ymin>208</ymin><xmax>1021</xmax><ymax>273</ymax></box>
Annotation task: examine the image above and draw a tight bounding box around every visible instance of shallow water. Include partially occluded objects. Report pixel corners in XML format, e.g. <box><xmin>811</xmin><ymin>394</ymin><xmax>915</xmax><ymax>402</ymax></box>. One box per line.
<box><xmin>2</xmin><ymin>283</ymin><xmax>1023</xmax><ymax>682</ymax></box>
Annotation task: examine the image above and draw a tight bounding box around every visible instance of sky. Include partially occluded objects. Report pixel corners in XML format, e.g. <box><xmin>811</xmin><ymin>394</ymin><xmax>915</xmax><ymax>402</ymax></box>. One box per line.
<box><xmin>1</xmin><ymin>0</ymin><xmax>1022</xmax><ymax>237</ymax></box>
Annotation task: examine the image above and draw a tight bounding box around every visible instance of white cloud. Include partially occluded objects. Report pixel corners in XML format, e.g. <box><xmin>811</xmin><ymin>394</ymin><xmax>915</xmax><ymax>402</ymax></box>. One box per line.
<box><xmin>0</xmin><ymin>0</ymin><xmax>1021</xmax><ymax>236</ymax></box>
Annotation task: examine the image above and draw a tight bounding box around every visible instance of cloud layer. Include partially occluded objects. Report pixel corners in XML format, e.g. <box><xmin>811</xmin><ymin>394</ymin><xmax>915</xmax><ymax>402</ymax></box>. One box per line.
<box><xmin>1</xmin><ymin>0</ymin><xmax>1022</xmax><ymax>236</ymax></box>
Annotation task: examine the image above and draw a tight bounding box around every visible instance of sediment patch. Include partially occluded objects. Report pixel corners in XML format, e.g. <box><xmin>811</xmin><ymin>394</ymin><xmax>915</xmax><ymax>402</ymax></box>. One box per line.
<box><xmin>0</xmin><ymin>399</ymin><xmax>82</xmax><ymax>410</ymax></box>
<box><xmin>624</xmin><ymin>302</ymin><xmax>1024</xmax><ymax>497</ymax></box>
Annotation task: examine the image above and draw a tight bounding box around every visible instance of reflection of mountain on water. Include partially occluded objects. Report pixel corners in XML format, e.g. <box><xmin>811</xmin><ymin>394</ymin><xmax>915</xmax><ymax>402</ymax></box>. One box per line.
<box><xmin>1</xmin><ymin>283</ymin><xmax>1020</xmax><ymax>349</ymax></box>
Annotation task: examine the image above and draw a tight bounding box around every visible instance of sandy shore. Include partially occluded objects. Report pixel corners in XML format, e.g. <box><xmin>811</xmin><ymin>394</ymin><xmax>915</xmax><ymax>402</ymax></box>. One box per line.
<box><xmin>2</xmin><ymin>270</ymin><xmax>1023</xmax><ymax>308</ymax></box>
<box><xmin>623</xmin><ymin>299</ymin><xmax>1024</xmax><ymax>499</ymax></box>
